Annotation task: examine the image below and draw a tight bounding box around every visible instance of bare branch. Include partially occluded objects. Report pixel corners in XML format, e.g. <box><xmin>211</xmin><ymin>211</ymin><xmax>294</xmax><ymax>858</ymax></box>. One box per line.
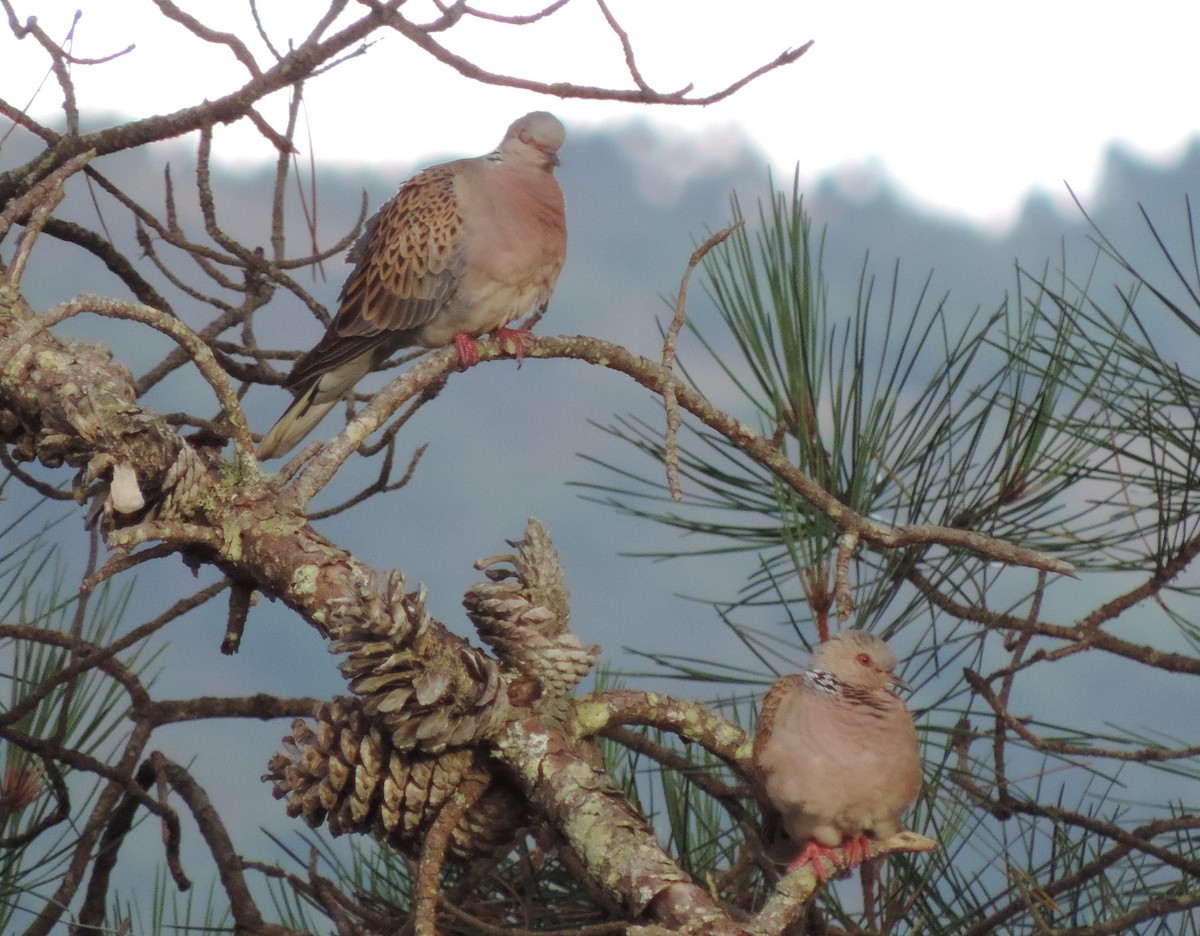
<box><xmin>594</xmin><ymin>0</ymin><xmax>655</xmax><ymax>95</ymax></box>
<box><xmin>366</xmin><ymin>0</ymin><xmax>813</xmax><ymax>106</ymax></box>
<box><xmin>1</xmin><ymin>6</ymin><xmax>82</xmax><ymax>133</ymax></box>
<box><xmin>149</xmin><ymin>752</ymin><xmax>307</xmax><ymax>934</ymax></box>
<box><xmin>601</xmin><ymin>725</ymin><xmax>755</xmax><ymax>826</ymax></box>
<box><xmin>0</xmin><ymin>3</ymin><xmax>397</xmax><ymax>208</ymax></box>
<box><xmin>282</xmin><ymin>334</ymin><xmax>1076</xmax><ymax>578</ymax></box>
<box><xmin>662</xmin><ymin>223</ymin><xmax>743</xmax><ymax>501</ymax></box>
<box><xmin>435</xmin><ymin>0</ymin><xmax>570</xmax><ymax>27</ymax></box>
<box><xmin>0</xmin><ymin>149</ymin><xmax>94</xmax><ymax>273</ymax></box>
<box><xmin>149</xmin><ymin>0</ymin><xmax>264</xmax><ymax>77</ymax></box>
<box><xmin>907</xmin><ymin>566</ymin><xmax>1200</xmax><ymax>675</ymax></box>
<box><xmin>574</xmin><ymin>690</ymin><xmax>750</xmax><ymax>772</ymax></box>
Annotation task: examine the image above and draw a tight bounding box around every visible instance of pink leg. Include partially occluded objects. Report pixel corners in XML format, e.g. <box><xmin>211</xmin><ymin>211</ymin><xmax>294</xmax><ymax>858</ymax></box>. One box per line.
<box><xmin>453</xmin><ymin>333</ymin><xmax>480</xmax><ymax>369</ymax></box>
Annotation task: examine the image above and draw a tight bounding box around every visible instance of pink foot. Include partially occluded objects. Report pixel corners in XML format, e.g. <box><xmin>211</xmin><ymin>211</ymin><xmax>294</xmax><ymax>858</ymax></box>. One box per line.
<box><xmin>453</xmin><ymin>332</ymin><xmax>480</xmax><ymax>370</ymax></box>
<box><xmin>786</xmin><ymin>835</ymin><xmax>872</xmax><ymax>883</ymax></box>
<box><xmin>841</xmin><ymin>834</ymin><xmax>872</xmax><ymax>868</ymax></box>
<box><xmin>452</xmin><ymin>328</ymin><xmax>534</xmax><ymax>369</ymax></box>
<box><xmin>786</xmin><ymin>840</ymin><xmax>842</xmax><ymax>883</ymax></box>
<box><xmin>491</xmin><ymin>325</ymin><xmax>534</xmax><ymax>365</ymax></box>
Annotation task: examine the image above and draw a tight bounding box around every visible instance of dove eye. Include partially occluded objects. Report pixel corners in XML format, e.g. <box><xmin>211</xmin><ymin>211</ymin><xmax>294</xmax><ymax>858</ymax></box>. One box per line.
<box><xmin>855</xmin><ymin>652</ymin><xmax>872</xmax><ymax>667</ymax></box>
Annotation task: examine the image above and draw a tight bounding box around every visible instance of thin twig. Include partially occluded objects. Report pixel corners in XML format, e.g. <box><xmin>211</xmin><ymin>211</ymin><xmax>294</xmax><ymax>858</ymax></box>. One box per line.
<box><xmin>306</xmin><ymin>442</ymin><xmax>427</xmax><ymax>520</ymax></box>
<box><xmin>573</xmin><ymin>689</ymin><xmax>751</xmax><ymax>774</ymax></box>
<box><xmin>150</xmin><ymin>0</ymin><xmax>263</xmax><ymax>77</ymax></box>
<box><xmin>907</xmin><ymin>565</ymin><xmax>1200</xmax><ymax>674</ymax></box>
<box><xmin>440</xmin><ymin>898</ymin><xmax>628</xmax><ymax>936</ymax></box>
<box><xmin>661</xmin><ymin>223</ymin><xmax>743</xmax><ymax>501</ymax></box>
<box><xmin>0</xmin><ymin>150</ymin><xmax>94</xmax><ymax>279</ymax></box>
<box><xmin>431</xmin><ymin>0</ymin><xmax>570</xmax><ymax>26</ymax></box>
<box><xmin>413</xmin><ymin>774</ymin><xmax>490</xmax><ymax>935</ymax></box>
<box><xmin>960</xmin><ymin>815</ymin><xmax>1200</xmax><ymax>936</ymax></box>
<box><xmin>601</xmin><ymin>725</ymin><xmax>755</xmax><ymax>826</ymax></box>
<box><xmin>82</xmin><ymin>542</ymin><xmax>180</xmax><ymax>592</ymax></box>
<box><xmin>76</xmin><ymin>759</ymin><xmax>159</xmax><ymax>927</ymax></box>
<box><xmin>594</xmin><ymin>0</ymin><xmax>654</xmax><ymax>94</ymax></box>
<box><xmin>139</xmin><ymin>694</ymin><xmax>321</xmax><ymax>726</ymax></box>
<box><xmin>148</xmin><ymin>752</ymin><xmax>306</xmax><ymax>932</ymax></box>
<box><xmin>370</xmin><ymin>1</ymin><xmax>813</xmax><ymax>106</ymax></box>
<box><xmin>0</xmin><ymin>447</ymin><xmax>73</xmax><ymax>499</ymax></box>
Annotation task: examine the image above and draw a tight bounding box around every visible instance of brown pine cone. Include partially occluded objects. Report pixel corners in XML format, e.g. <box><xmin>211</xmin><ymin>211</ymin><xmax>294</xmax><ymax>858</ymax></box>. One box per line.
<box><xmin>464</xmin><ymin>518</ymin><xmax>599</xmax><ymax>698</ymax></box>
<box><xmin>264</xmin><ymin>697</ymin><xmax>525</xmax><ymax>862</ymax></box>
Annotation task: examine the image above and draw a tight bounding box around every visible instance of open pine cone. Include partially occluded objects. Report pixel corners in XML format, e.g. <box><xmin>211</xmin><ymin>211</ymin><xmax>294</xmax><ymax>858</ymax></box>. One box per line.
<box><xmin>465</xmin><ymin>518</ymin><xmax>600</xmax><ymax>698</ymax></box>
<box><xmin>264</xmin><ymin>697</ymin><xmax>525</xmax><ymax>861</ymax></box>
<box><xmin>330</xmin><ymin>570</ymin><xmax>512</xmax><ymax>754</ymax></box>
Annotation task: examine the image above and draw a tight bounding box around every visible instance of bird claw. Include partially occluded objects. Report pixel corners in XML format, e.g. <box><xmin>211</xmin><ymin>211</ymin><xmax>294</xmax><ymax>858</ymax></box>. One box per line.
<box><xmin>786</xmin><ymin>835</ymin><xmax>873</xmax><ymax>884</ymax></box>
<box><xmin>492</xmin><ymin>325</ymin><xmax>533</xmax><ymax>365</ymax></box>
<box><xmin>452</xmin><ymin>327</ymin><xmax>532</xmax><ymax>370</ymax></box>
<box><xmin>841</xmin><ymin>834</ymin><xmax>872</xmax><ymax>868</ymax></box>
<box><xmin>786</xmin><ymin>840</ymin><xmax>841</xmax><ymax>884</ymax></box>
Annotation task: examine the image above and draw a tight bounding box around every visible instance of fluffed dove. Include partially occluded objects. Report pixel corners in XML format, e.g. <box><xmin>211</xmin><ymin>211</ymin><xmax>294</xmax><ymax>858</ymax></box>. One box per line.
<box><xmin>258</xmin><ymin>111</ymin><xmax>567</xmax><ymax>459</ymax></box>
<box><xmin>752</xmin><ymin>630</ymin><xmax>921</xmax><ymax>882</ymax></box>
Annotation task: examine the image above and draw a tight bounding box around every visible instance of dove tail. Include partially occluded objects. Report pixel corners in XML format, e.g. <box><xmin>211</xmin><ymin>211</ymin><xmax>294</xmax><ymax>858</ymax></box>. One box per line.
<box><xmin>258</xmin><ymin>348</ymin><xmax>381</xmax><ymax>459</ymax></box>
<box><xmin>257</xmin><ymin>385</ymin><xmax>337</xmax><ymax>460</ymax></box>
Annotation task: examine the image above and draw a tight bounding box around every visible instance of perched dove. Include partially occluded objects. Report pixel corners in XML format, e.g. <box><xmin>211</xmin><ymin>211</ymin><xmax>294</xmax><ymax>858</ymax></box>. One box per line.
<box><xmin>752</xmin><ymin>630</ymin><xmax>921</xmax><ymax>882</ymax></box>
<box><xmin>258</xmin><ymin>111</ymin><xmax>567</xmax><ymax>459</ymax></box>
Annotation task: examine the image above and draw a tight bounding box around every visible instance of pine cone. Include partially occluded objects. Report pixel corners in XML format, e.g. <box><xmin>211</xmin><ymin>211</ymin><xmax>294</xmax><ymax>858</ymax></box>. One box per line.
<box><xmin>156</xmin><ymin>440</ymin><xmax>215</xmax><ymax>520</ymax></box>
<box><xmin>330</xmin><ymin>571</ymin><xmax>511</xmax><ymax>753</ymax></box>
<box><xmin>464</xmin><ymin>518</ymin><xmax>599</xmax><ymax>698</ymax></box>
<box><xmin>264</xmin><ymin>697</ymin><xmax>525</xmax><ymax>861</ymax></box>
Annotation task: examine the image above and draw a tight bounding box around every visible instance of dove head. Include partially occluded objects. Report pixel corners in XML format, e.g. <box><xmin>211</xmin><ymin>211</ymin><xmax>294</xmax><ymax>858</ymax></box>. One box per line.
<box><xmin>500</xmin><ymin>111</ymin><xmax>565</xmax><ymax>169</ymax></box>
<box><xmin>811</xmin><ymin>630</ymin><xmax>905</xmax><ymax>694</ymax></box>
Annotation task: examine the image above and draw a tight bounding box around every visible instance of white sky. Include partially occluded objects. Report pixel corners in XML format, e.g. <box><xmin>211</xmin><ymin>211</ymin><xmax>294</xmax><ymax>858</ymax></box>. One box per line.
<box><xmin>5</xmin><ymin>0</ymin><xmax>1199</xmax><ymax>226</ymax></box>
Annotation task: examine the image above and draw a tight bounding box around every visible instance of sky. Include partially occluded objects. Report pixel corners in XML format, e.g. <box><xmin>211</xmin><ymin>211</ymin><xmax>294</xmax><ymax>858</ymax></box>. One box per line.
<box><xmin>6</xmin><ymin>0</ymin><xmax>1200</xmax><ymax>227</ymax></box>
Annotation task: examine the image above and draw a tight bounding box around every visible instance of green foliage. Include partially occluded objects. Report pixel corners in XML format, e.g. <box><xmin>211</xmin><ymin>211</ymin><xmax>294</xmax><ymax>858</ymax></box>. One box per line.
<box><xmin>584</xmin><ymin>175</ymin><xmax>1200</xmax><ymax>933</ymax></box>
<box><xmin>0</xmin><ymin>508</ymin><xmax>152</xmax><ymax>931</ymax></box>
<box><xmin>582</xmin><ymin>173</ymin><xmax>1106</xmax><ymax>640</ymax></box>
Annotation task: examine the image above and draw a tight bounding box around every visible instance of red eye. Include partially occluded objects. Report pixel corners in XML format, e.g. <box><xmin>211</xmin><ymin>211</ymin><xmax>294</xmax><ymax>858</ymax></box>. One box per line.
<box><xmin>855</xmin><ymin>652</ymin><xmax>872</xmax><ymax>667</ymax></box>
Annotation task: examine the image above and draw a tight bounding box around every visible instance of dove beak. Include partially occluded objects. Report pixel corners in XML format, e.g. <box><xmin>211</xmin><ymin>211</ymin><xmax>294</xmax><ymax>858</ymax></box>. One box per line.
<box><xmin>888</xmin><ymin>673</ymin><xmax>912</xmax><ymax>693</ymax></box>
